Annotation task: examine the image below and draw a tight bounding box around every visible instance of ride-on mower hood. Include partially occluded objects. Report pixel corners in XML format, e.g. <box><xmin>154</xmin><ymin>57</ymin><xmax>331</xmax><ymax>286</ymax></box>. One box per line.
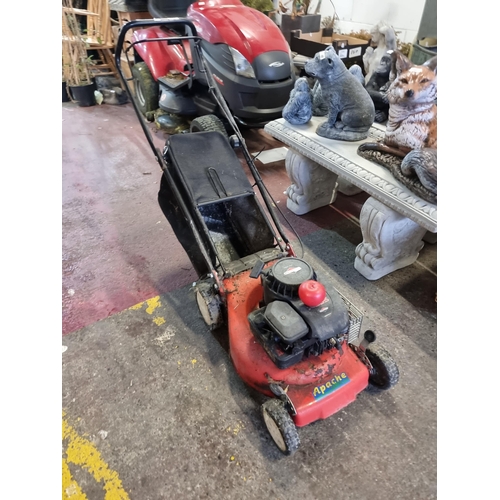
<box><xmin>188</xmin><ymin>0</ymin><xmax>290</xmax><ymax>63</ymax></box>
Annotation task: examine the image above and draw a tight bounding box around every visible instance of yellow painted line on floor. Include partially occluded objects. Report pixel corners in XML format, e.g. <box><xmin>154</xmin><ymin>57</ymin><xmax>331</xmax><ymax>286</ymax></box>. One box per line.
<box><xmin>62</xmin><ymin>459</ymin><xmax>87</xmax><ymax>499</ymax></box>
<box><xmin>62</xmin><ymin>412</ymin><xmax>130</xmax><ymax>500</ymax></box>
<box><xmin>145</xmin><ymin>296</ymin><xmax>161</xmax><ymax>314</ymax></box>
<box><xmin>127</xmin><ymin>296</ymin><xmax>166</xmax><ymax>325</ymax></box>
<box><xmin>128</xmin><ymin>296</ymin><xmax>161</xmax><ymax>312</ymax></box>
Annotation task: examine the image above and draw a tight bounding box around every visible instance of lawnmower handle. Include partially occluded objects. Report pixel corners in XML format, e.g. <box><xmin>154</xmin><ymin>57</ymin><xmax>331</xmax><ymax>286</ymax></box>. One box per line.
<box><xmin>114</xmin><ymin>17</ymin><xmax>200</xmax><ymax>164</ymax></box>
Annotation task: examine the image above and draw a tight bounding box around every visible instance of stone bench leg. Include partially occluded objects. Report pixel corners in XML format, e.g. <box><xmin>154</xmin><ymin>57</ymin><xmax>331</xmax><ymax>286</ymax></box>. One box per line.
<box><xmin>354</xmin><ymin>197</ymin><xmax>427</xmax><ymax>280</ymax></box>
<box><xmin>285</xmin><ymin>151</ymin><xmax>339</xmax><ymax>215</ymax></box>
<box><xmin>337</xmin><ymin>178</ymin><xmax>363</xmax><ymax>196</ymax></box>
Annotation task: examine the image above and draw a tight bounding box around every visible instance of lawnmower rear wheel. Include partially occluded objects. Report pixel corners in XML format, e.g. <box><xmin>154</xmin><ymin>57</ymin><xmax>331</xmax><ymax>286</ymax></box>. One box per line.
<box><xmin>194</xmin><ymin>280</ymin><xmax>223</xmax><ymax>330</ymax></box>
<box><xmin>262</xmin><ymin>398</ymin><xmax>300</xmax><ymax>455</ymax></box>
<box><xmin>365</xmin><ymin>343</ymin><xmax>400</xmax><ymax>393</ymax></box>
<box><xmin>132</xmin><ymin>62</ymin><xmax>159</xmax><ymax>118</ymax></box>
<box><xmin>190</xmin><ymin>114</ymin><xmax>228</xmax><ymax>138</ymax></box>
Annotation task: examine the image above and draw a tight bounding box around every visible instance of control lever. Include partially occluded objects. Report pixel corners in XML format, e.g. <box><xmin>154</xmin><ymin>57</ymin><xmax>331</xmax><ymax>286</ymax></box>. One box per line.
<box><xmin>249</xmin><ymin>259</ymin><xmax>265</xmax><ymax>279</ymax></box>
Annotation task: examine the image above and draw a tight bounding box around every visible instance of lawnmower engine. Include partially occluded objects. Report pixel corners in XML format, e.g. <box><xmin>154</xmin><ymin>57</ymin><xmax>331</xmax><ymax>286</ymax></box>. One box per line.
<box><xmin>248</xmin><ymin>258</ymin><xmax>351</xmax><ymax>369</ymax></box>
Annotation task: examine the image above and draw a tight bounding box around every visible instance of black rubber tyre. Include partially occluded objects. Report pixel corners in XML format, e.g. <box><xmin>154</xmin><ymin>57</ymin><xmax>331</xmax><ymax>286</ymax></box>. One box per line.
<box><xmin>131</xmin><ymin>62</ymin><xmax>159</xmax><ymax>117</ymax></box>
<box><xmin>261</xmin><ymin>398</ymin><xmax>300</xmax><ymax>455</ymax></box>
<box><xmin>190</xmin><ymin>114</ymin><xmax>229</xmax><ymax>138</ymax></box>
<box><xmin>365</xmin><ymin>343</ymin><xmax>400</xmax><ymax>393</ymax></box>
<box><xmin>194</xmin><ymin>281</ymin><xmax>223</xmax><ymax>330</ymax></box>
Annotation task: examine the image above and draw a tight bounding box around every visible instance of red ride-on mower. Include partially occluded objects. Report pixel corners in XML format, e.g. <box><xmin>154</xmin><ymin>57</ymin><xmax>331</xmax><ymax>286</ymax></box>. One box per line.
<box><xmin>116</xmin><ymin>19</ymin><xmax>399</xmax><ymax>455</ymax></box>
<box><xmin>128</xmin><ymin>0</ymin><xmax>296</xmax><ymax>127</ymax></box>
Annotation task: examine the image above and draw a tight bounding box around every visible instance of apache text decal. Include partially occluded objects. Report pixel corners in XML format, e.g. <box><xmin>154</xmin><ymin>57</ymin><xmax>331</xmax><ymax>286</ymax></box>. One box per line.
<box><xmin>313</xmin><ymin>372</ymin><xmax>350</xmax><ymax>399</ymax></box>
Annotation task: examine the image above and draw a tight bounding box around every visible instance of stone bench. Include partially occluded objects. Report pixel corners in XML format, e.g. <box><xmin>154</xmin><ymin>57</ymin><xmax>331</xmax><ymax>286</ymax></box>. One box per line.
<box><xmin>263</xmin><ymin>117</ymin><xmax>437</xmax><ymax>280</ymax></box>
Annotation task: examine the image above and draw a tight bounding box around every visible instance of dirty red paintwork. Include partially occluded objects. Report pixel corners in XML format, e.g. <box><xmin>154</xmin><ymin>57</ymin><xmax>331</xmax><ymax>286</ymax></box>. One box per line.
<box><xmin>132</xmin><ymin>27</ymin><xmax>193</xmax><ymax>80</ymax></box>
<box><xmin>224</xmin><ymin>267</ymin><xmax>369</xmax><ymax>427</ymax></box>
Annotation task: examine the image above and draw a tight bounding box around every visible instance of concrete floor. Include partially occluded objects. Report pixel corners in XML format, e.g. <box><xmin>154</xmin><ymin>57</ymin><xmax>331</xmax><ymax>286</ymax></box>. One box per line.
<box><xmin>62</xmin><ymin>101</ymin><xmax>437</xmax><ymax>499</ymax></box>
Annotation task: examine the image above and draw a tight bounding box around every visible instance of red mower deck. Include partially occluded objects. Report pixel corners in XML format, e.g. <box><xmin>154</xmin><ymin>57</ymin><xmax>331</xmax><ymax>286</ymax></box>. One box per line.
<box><xmin>226</xmin><ymin>268</ymin><xmax>369</xmax><ymax>427</ymax></box>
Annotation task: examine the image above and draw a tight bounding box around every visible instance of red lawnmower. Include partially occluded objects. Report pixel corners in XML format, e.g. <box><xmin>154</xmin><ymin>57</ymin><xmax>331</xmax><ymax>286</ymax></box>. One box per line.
<box><xmin>116</xmin><ymin>18</ymin><xmax>399</xmax><ymax>455</ymax></box>
<box><xmin>127</xmin><ymin>0</ymin><xmax>296</xmax><ymax>127</ymax></box>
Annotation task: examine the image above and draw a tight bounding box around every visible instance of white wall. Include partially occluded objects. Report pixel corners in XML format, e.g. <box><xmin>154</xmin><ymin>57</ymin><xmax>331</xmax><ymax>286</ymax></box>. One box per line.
<box><xmin>327</xmin><ymin>0</ymin><xmax>427</xmax><ymax>43</ymax></box>
<box><xmin>276</xmin><ymin>0</ymin><xmax>428</xmax><ymax>44</ymax></box>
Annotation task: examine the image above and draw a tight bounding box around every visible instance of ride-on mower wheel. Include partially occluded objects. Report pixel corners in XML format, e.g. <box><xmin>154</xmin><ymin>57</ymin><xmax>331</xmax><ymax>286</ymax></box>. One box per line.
<box><xmin>194</xmin><ymin>280</ymin><xmax>223</xmax><ymax>330</ymax></box>
<box><xmin>262</xmin><ymin>398</ymin><xmax>300</xmax><ymax>455</ymax></box>
<box><xmin>132</xmin><ymin>62</ymin><xmax>159</xmax><ymax>118</ymax></box>
<box><xmin>365</xmin><ymin>343</ymin><xmax>400</xmax><ymax>393</ymax></box>
<box><xmin>190</xmin><ymin>115</ymin><xmax>228</xmax><ymax>138</ymax></box>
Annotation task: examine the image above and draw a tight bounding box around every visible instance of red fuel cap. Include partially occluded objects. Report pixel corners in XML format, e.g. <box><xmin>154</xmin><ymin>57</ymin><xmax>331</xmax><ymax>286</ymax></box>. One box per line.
<box><xmin>298</xmin><ymin>280</ymin><xmax>326</xmax><ymax>307</ymax></box>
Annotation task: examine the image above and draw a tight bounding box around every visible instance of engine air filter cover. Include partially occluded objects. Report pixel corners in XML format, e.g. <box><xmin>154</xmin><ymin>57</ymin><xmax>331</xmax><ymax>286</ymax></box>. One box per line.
<box><xmin>264</xmin><ymin>300</ymin><xmax>309</xmax><ymax>344</ymax></box>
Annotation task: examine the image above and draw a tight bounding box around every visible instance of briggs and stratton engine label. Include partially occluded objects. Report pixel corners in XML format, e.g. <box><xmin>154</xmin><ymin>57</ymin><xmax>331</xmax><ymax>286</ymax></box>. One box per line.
<box><xmin>313</xmin><ymin>372</ymin><xmax>350</xmax><ymax>399</ymax></box>
<box><xmin>283</xmin><ymin>266</ymin><xmax>302</xmax><ymax>275</ymax></box>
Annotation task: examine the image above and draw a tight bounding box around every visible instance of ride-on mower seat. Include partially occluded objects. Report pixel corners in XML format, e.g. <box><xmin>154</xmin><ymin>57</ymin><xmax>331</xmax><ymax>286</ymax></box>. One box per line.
<box><xmin>148</xmin><ymin>0</ymin><xmax>195</xmax><ymax>18</ymax></box>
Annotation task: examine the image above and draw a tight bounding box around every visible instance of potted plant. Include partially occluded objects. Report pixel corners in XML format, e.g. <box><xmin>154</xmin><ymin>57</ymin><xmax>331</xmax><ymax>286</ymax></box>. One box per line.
<box><xmin>241</xmin><ymin>0</ymin><xmax>275</xmax><ymax>13</ymax></box>
<box><xmin>62</xmin><ymin>59</ymin><xmax>70</xmax><ymax>102</ymax></box>
<box><xmin>321</xmin><ymin>1</ymin><xmax>339</xmax><ymax>38</ymax></box>
<box><xmin>280</xmin><ymin>0</ymin><xmax>322</xmax><ymax>43</ymax></box>
<box><xmin>321</xmin><ymin>16</ymin><xmax>335</xmax><ymax>38</ymax></box>
<box><xmin>62</xmin><ymin>0</ymin><xmax>96</xmax><ymax>106</ymax></box>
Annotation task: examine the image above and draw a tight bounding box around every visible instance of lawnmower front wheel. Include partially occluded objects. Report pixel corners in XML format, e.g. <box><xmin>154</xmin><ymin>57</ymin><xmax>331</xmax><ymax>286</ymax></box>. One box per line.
<box><xmin>262</xmin><ymin>398</ymin><xmax>300</xmax><ymax>455</ymax></box>
<box><xmin>132</xmin><ymin>62</ymin><xmax>159</xmax><ymax>118</ymax></box>
<box><xmin>365</xmin><ymin>343</ymin><xmax>400</xmax><ymax>393</ymax></box>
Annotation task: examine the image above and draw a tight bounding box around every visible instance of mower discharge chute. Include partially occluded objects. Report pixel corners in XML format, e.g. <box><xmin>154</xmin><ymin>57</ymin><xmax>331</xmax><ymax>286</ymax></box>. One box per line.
<box><xmin>115</xmin><ymin>18</ymin><xmax>400</xmax><ymax>456</ymax></box>
<box><xmin>129</xmin><ymin>0</ymin><xmax>296</xmax><ymax>127</ymax></box>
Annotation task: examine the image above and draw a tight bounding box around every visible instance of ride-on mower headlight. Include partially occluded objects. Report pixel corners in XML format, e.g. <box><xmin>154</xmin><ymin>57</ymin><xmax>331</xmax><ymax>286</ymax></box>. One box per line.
<box><xmin>228</xmin><ymin>46</ymin><xmax>256</xmax><ymax>79</ymax></box>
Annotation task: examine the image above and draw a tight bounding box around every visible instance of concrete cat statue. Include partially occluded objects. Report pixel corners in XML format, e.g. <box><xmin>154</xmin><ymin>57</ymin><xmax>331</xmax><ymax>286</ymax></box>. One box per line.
<box><xmin>312</xmin><ymin>64</ymin><xmax>365</xmax><ymax>117</ymax></box>
<box><xmin>305</xmin><ymin>46</ymin><xmax>375</xmax><ymax>141</ymax></box>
